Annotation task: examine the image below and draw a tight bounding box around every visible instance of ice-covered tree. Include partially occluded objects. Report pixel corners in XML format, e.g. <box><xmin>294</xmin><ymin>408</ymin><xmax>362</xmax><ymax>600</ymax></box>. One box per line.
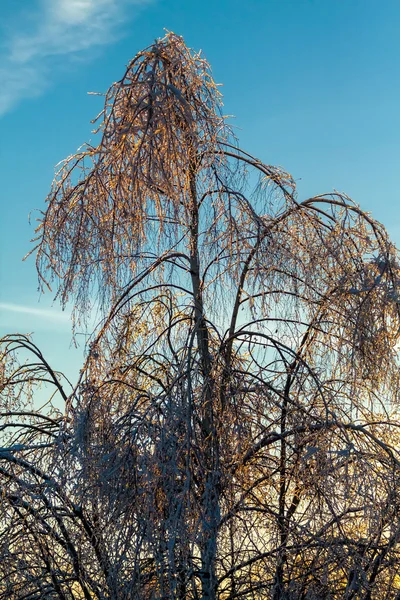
<box><xmin>2</xmin><ymin>32</ymin><xmax>400</xmax><ymax>599</ymax></box>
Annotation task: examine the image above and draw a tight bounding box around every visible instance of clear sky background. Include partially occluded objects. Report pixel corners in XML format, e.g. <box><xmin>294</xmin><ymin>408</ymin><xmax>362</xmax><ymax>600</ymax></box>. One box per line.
<box><xmin>1</xmin><ymin>0</ymin><xmax>400</xmax><ymax>387</ymax></box>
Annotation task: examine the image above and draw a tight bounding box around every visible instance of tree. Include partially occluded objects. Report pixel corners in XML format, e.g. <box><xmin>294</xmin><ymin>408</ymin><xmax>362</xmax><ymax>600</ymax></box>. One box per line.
<box><xmin>2</xmin><ymin>31</ymin><xmax>400</xmax><ymax>599</ymax></box>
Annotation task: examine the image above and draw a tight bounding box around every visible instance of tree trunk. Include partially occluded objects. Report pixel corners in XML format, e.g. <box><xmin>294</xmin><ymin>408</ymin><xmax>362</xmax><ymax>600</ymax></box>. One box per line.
<box><xmin>189</xmin><ymin>165</ymin><xmax>219</xmax><ymax>600</ymax></box>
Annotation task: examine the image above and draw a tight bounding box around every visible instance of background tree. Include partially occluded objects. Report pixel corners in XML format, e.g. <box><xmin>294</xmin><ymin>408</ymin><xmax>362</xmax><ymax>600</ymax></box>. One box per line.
<box><xmin>2</xmin><ymin>32</ymin><xmax>400</xmax><ymax>599</ymax></box>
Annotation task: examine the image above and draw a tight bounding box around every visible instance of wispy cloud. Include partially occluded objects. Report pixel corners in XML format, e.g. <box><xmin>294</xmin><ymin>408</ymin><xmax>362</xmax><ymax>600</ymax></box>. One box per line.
<box><xmin>0</xmin><ymin>0</ymin><xmax>150</xmax><ymax>116</ymax></box>
<box><xmin>0</xmin><ymin>303</ymin><xmax>70</xmax><ymax>323</ymax></box>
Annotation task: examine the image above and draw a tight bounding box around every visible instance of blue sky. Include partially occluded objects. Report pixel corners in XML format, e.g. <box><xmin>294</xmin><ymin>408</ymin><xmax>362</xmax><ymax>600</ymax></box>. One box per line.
<box><xmin>1</xmin><ymin>0</ymin><xmax>400</xmax><ymax>386</ymax></box>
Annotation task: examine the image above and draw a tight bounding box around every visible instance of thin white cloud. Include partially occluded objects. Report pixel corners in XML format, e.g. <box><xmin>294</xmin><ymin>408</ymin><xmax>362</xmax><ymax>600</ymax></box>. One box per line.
<box><xmin>0</xmin><ymin>0</ymin><xmax>150</xmax><ymax>116</ymax></box>
<box><xmin>0</xmin><ymin>303</ymin><xmax>70</xmax><ymax>322</ymax></box>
